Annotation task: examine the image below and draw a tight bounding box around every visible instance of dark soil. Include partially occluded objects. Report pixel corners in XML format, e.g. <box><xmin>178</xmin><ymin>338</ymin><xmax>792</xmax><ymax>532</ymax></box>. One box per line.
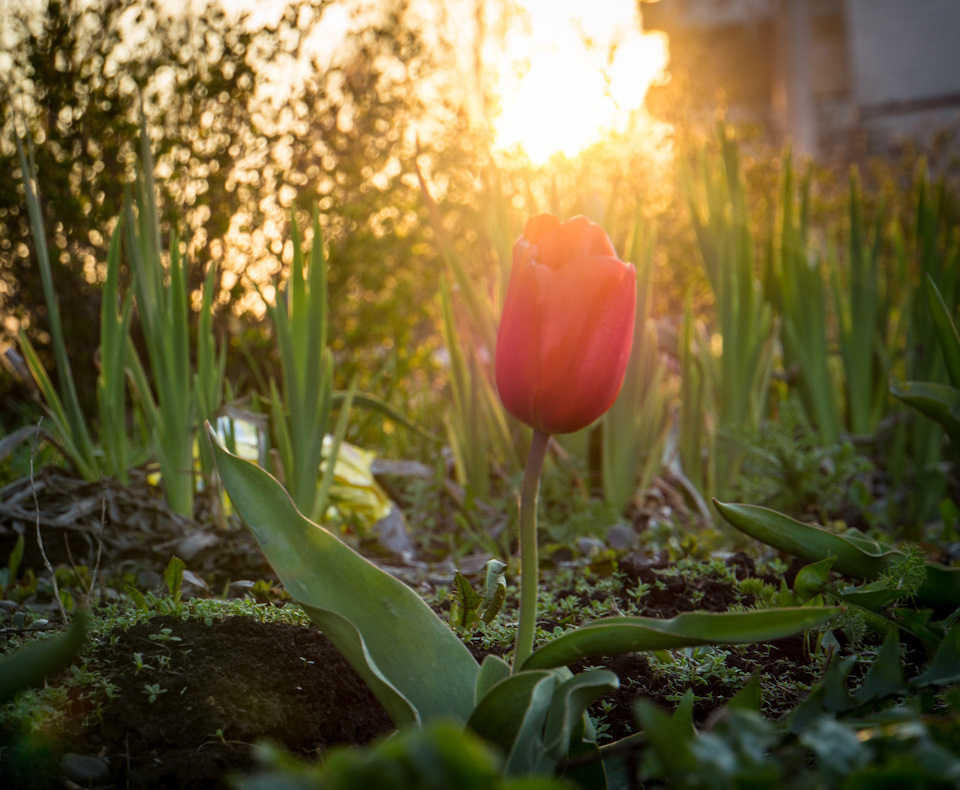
<box><xmin>1</xmin><ymin>615</ymin><xmax>393</xmax><ymax>789</ymax></box>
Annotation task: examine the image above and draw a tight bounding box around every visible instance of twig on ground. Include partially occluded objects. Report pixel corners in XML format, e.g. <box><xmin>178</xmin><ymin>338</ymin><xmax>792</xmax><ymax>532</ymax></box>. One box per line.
<box><xmin>31</xmin><ymin>417</ymin><xmax>68</xmax><ymax>623</ymax></box>
<box><xmin>87</xmin><ymin>477</ymin><xmax>107</xmax><ymax>606</ymax></box>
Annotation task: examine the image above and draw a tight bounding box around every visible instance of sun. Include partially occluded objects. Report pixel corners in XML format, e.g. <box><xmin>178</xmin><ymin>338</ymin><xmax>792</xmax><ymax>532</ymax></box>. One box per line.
<box><xmin>489</xmin><ymin>1</ymin><xmax>668</xmax><ymax>163</ymax></box>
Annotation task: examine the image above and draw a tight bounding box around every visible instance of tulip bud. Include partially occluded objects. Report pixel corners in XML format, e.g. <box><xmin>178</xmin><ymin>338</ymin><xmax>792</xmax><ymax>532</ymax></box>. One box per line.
<box><xmin>495</xmin><ymin>214</ymin><xmax>637</xmax><ymax>435</ymax></box>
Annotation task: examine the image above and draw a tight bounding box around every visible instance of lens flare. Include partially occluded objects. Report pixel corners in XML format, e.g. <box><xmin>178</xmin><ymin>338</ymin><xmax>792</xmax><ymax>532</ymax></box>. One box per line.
<box><xmin>490</xmin><ymin>0</ymin><xmax>668</xmax><ymax>163</ymax></box>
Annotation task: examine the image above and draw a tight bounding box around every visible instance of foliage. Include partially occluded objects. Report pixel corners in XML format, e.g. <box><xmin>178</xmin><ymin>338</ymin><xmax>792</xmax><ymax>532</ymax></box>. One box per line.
<box><xmin>0</xmin><ymin>611</ymin><xmax>87</xmax><ymax>706</ymax></box>
<box><xmin>122</xmin><ymin>122</ymin><xmax>223</xmax><ymax>515</ymax></box>
<box><xmin>257</xmin><ymin>209</ymin><xmax>348</xmax><ymax>522</ymax></box>
<box><xmin>601</xmin><ymin>214</ymin><xmax>672</xmax><ymax>516</ymax></box>
<box><xmin>715</xmin><ymin>502</ymin><xmax>960</xmax><ymax>611</ymax></box>
<box><xmin>893</xmin><ymin>275</ymin><xmax>960</xmax><ymax>454</ymax></box>
<box><xmin>632</xmin><ymin>684</ymin><xmax>960</xmax><ymax>789</ymax></box>
<box><xmin>209</xmin><ymin>433</ymin><xmax>838</xmax><ymax>780</ymax></box>
<box><xmin>1</xmin><ymin>0</ymin><xmax>261</xmax><ymax>405</ymax></box>
<box><xmin>2</xmin><ymin>0</ymin><xmax>462</xmax><ymax>427</ymax></box>
<box><xmin>763</xmin><ymin>157</ymin><xmax>840</xmax><ymax>444</ymax></box>
<box><xmin>731</xmin><ymin>398</ymin><xmax>871</xmax><ymax>520</ymax></box>
<box><xmin>627</xmin><ymin>599</ymin><xmax>960</xmax><ymax>788</ymax></box>
<box><xmin>14</xmin><ymin>132</ymin><xmax>102</xmax><ymax>482</ymax></box>
<box><xmin>238</xmin><ymin>722</ymin><xmax>571</xmax><ymax>790</ymax></box>
<box><xmin>681</xmin><ymin>126</ymin><xmax>778</xmax><ymax>502</ymax></box>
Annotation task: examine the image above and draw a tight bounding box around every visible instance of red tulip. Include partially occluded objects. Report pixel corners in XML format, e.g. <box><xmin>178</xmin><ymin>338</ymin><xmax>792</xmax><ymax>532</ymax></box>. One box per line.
<box><xmin>495</xmin><ymin>214</ymin><xmax>637</xmax><ymax>435</ymax></box>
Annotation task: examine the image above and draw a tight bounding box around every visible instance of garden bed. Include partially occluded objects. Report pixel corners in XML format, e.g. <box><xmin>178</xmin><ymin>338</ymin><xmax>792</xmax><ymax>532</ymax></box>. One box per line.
<box><xmin>0</xmin><ymin>480</ymin><xmax>822</xmax><ymax>790</ymax></box>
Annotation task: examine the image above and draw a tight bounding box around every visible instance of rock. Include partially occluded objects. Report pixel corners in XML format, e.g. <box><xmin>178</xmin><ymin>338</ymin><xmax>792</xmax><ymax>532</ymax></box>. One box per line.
<box><xmin>60</xmin><ymin>753</ymin><xmax>110</xmax><ymax>786</ymax></box>
<box><xmin>606</xmin><ymin>523</ymin><xmax>637</xmax><ymax>551</ymax></box>
<box><xmin>371</xmin><ymin>506</ymin><xmax>414</xmax><ymax>557</ymax></box>
<box><xmin>577</xmin><ymin>536</ymin><xmax>606</xmax><ymax>556</ymax></box>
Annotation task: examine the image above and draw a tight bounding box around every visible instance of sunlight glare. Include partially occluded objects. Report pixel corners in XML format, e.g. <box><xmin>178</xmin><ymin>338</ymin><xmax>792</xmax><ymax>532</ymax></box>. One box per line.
<box><xmin>490</xmin><ymin>0</ymin><xmax>668</xmax><ymax>163</ymax></box>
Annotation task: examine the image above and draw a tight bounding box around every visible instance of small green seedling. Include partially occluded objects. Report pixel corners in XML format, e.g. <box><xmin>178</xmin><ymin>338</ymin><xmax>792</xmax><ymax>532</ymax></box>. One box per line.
<box><xmin>450</xmin><ymin>559</ymin><xmax>507</xmax><ymax>630</ymax></box>
<box><xmin>164</xmin><ymin>556</ymin><xmax>186</xmax><ymax>606</ymax></box>
<box><xmin>143</xmin><ymin>684</ymin><xmax>167</xmax><ymax>703</ymax></box>
<box><xmin>149</xmin><ymin>628</ymin><xmax>181</xmax><ymax>644</ymax></box>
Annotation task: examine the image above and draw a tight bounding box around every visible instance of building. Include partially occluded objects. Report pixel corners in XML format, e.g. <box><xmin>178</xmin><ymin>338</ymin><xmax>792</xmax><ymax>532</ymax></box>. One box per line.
<box><xmin>640</xmin><ymin>0</ymin><xmax>960</xmax><ymax>159</ymax></box>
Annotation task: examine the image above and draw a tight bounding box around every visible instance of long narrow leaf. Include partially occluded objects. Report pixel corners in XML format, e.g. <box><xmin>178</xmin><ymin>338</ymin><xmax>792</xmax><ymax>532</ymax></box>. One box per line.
<box><xmin>714</xmin><ymin>500</ymin><xmax>960</xmax><ymax>607</ymax></box>
<box><xmin>98</xmin><ymin>218</ymin><xmax>135</xmax><ymax>481</ymax></box>
<box><xmin>207</xmin><ymin>428</ymin><xmax>479</xmax><ymax>726</ymax></box>
<box><xmin>18</xmin><ymin>332</ymin><xmax>96</xmax><ymax>479</ymax></box>
<box><xmin>523</xmin><ymin>606</ymin><xmax>839</xmax><ymax>670</ymax></box>
<box><xmin>15</xmin><ymin>134</ymin><xmax>97</xmax><ymax>478</ymax></box>
<box><xmin>891</xmin><ymin>380</ymin><xmax>960</xmax><ymax>450</ymax></box>
<box><xmin>0</xmin><ymin>611</ymin><xmax>87</xmax><ymax>705</ymax></box>
<box><xmin>926</xmin><ymin>274</ymin><xmax>960</xmax><ymax>389</ymax></box>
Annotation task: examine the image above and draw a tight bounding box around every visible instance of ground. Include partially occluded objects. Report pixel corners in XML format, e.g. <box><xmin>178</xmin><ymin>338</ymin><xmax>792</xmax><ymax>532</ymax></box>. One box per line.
<box><xmin>0</xmin><ymin>467</ymin><xmax>825</xmax><ymax>788</ymax></box>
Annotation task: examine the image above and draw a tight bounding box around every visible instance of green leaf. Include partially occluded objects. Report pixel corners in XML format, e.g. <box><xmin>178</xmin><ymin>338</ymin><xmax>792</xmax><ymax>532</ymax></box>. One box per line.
<box><xmin>726</xmin><ymin>672</ymin><xmax>763</xmax><ymax>712</ymax></box>
<box><xmin>561</xmin><ymin>730</ymin><xmax>608</xmax><ymax>790</ymax></box>
<box><xmin>891</xmin><ymin>380</ymin><xmax>960</xmax><ymax>449</ymax></box>
<box><xmin>798</xmin><ymin>716</ymin><xmax>869</xmax><ymax>777</ymax></box>
<box><xmin>914</xmin><ymin>622</ymin><xmax>960</xmax><ymax>687</ymax></box>
<box><xmin>794</xmin><ymin>557</ymin><xmax>836</xmax><ymax>602</ymax></box>
<box><xmin>467</xmin><ymin>669</ymin><xmax>558</xmax><ymax>775</ymax></box>
<box><xmin>788</xmin><ymin>656</ymin><xmax>859</xmax><ymax>732</ymax></box>
<box><xmin>334</xmin><ymin>391</ymin><xmax>441</xmax><ymax>443</ymax></box>
<box><xmin>853</xmin><ymin>628</ymin><xmax>908</xmax><ymax>703</ymax></box>
<box><xmin>125</xmin><ymin>585</ymin><xmax>149</xmax><ymax>611</ymax></box>
<box><xmin>452</xmin><ymin>571</ymin><xmax>483</xmax><ymax>630</ymax></box>
<box><xmin>635</xmin><ymin>697</ymin><xmax>696</xmax><ymax>774</ymax></box>
<box><xmin>475</xmin><ymin>655</ymin><xmax>512</xmax><ymax>707</ymax></box>
<box><xmin>164</xmin><ymin>556</ymin><xmax>185</xmax><ymax>605</ymax></box>
<box><xmin>542</xmin><ymin>669</ymin><xmax>619</xmax><ymax>760</ymax></box>
<box><xmin>8</xmin><ymin>533</ymin><xmax>24</xmax><ymax>586</ymax></box>
<box><xmin>714</xmin><ymin>501</ymin><xmax>960</xmax><ymax>608</ymax></box>
<box><xmin>481</xmin><ymin>559</ymin><xmax>508</xmax><ymax>624</ymax></box>
<box><xmin>18</xmin><ymin>331</ymin><xmax>97</xmax><ymax>481</ymax></box>
<box><xmin>207</xmin><ymin>428</ymin><xmax>479</xmax><ymax>726</ymax></box>
<box><xmin>15</xmin><ymin>134</ymin><xmax>97</xmax><ymax>481</ymax></box>
<box><xmin>926</xmin><ymin>274</ymin><xmax>960</xmax><ymax>389</ymax></box>
<box><xmin>837</xmin><ymin>580</ymin><xmax>904</xmax><ymax>612</ymax></box>
<box><xmin>522</xmin><ymin>607</ymin><xmax>839</xmax><ymax>671</ymax></box>
<box><xmin>0</xmin><ymin>611</ymin><xmax>87</xmax><ymax>704</ymax></box>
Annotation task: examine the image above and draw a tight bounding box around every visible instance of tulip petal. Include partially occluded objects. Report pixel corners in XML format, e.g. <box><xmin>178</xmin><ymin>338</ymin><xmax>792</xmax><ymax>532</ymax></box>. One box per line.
<box><xmin>522</xmin><ymin>214</ymin><xmax>561</xmax><ymax>246</ymax></box>
<box><xmin>535</xmin><ymin>256</ymin><xmax>636</xmax><ymax>433</ymax></box>
<box><xmin>535</xmin><ymin>216</ymin><xmax>618</xmax><ymax>272</ymax></box>
<box><xmin>496</xmin><ymin>214</ymin><xmax>637</xmax><ymax>435</ymax></box>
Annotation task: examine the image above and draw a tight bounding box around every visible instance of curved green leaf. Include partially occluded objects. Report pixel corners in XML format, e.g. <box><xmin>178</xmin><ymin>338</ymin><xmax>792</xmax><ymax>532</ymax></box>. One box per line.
<box><xmin>207</xmin><ymin>427</ymin><xmax>479</xmax><ymax>726</ymax></box>
<box><xmin>475</xmin><ymin>654</ymin><xmax>512</xmax><ymax>706</ymax></box>
<box><xmin>837</xmin><ymin>581</ymin><xmax>903</xmax><ymax>612</ymax></box>
<box><xmin>926</xmin><ymin>274</ymin><xmax>960</xmax><ymax>389</ymax></box>
<box><xmin>300</xmin><ymin>604</ymin><xmax>416</xmax><ymax>727</ymax></box>
<box><xmin>522</xmin><ymin>607</ymin><xmax>839</xmax><ymax>671</ymax></box>
<box><xmin>0</xmin><ymin>611</ymin><xmax>87</xmax><ymax>705</ymax></box>
<box><xmin>714</xmin><ymin>500</ymin><xmax>960</xmax><ymax>607</ymax></box>
<box><xmin>543</xmin><ymin>669</ymin><xmax>619</xmax><ymax>760</ymax></box>
<box><xmin>891</xmin><ymin>380</ymin><xmax>960</xmax><ymax>448</ymax></box>
<box><xmin>467</xmin><ymin>669</ymin><xmax>559</xmax><ymax>775</ymax></box>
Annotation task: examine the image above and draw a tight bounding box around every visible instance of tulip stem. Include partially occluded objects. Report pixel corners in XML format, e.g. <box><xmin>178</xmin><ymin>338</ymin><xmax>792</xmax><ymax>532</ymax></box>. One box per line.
<box><xmin>513</xmin><ymin>428</ymin><xmax>551</xmax><ymax>672</ymax></box>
